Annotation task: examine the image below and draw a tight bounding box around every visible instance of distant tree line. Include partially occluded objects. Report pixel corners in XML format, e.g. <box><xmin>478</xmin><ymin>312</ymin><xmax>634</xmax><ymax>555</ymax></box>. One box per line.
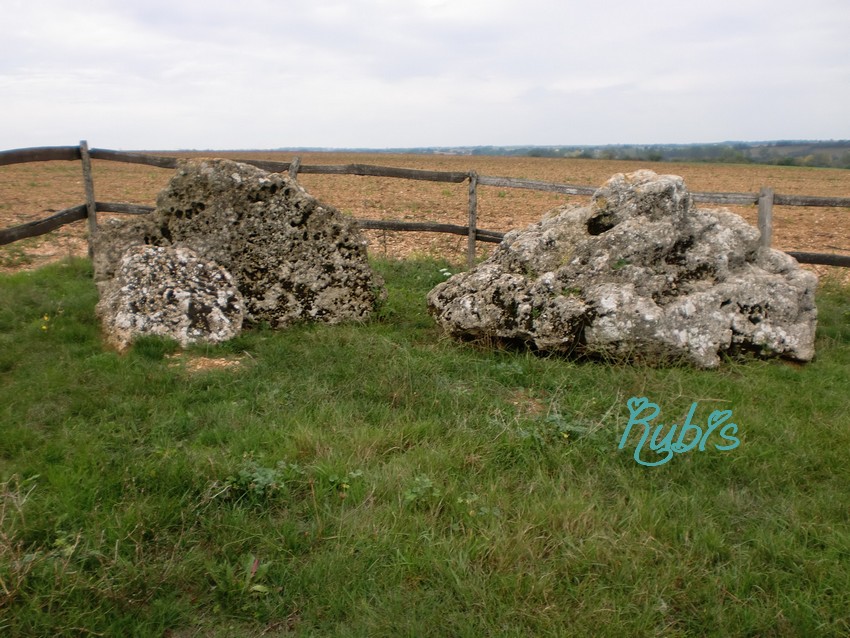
<box><xmin>276</xmin><ymin>141</ymin><xmax>850</xmax><ymax>169</ymax></box>
<box><xmin>506</xmin><ymin>141</ymin><xmax>850</xmax><ymax>168</ymax></box>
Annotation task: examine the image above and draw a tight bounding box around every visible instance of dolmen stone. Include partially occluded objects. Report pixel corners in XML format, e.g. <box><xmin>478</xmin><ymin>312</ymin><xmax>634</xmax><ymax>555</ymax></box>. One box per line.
<box><xmin>152</xmin><ymin>159</ymin><xmax>384</xmax><ymax>327</ymax></box>
<box><xmin>96</xmin><ymin>245</ymin><xmax>244</xmax><ymax>351</ymax></box>
<box><xmin>94</xmin><ymin>158</ymin><xmax>385</xmax><ymax>347</ymax></box>
<box><xmin>427</xmin><ymin>170</ymin><xmax>818</xmax><ymax>368</ymax></box>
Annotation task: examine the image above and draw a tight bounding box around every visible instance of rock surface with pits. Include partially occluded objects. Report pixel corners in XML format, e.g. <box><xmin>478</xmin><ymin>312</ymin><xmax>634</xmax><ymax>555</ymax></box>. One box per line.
<box><xmin>93</xmin><ymin>158</ymin><xmax>385</xmax><ymax>343</ymax></box>
<box><xmin>427</xmin><ymin>170</ymin><xmax>818</xmax><ymax>368</ymax></box>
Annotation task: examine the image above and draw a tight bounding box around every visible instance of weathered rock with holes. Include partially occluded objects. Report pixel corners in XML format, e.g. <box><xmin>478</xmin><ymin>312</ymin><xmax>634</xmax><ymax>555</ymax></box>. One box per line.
<box><xmin>96</xmin><ymin>245</ymin><xmax>244</xmax><ymax>350</ymax></box>
<box><xmin>427</xmin><ymin>170</ymin><xmax>818</xmax><ymax>368</ymax></box>
<box><xmin>94</xmin><ymin>158</ymin><xmax>385</xmax><ymax>330</ymax></box>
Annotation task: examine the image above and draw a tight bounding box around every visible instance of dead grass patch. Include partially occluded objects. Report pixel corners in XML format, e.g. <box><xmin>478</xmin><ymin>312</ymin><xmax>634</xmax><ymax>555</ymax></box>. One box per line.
<box><xmin>508</xmin><ymin>387</ymin><xmax>548</xmax><ymax>418</ymax></box>
<box><xmin>166</xmin><ymin>353</ymin><xmax>247</xmax><ymax>374</ymax></box>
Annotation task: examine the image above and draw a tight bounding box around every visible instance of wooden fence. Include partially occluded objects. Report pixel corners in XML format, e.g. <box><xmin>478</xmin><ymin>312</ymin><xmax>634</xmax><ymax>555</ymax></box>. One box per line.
<box><xmin>1</xmin><ymin>141</ymin><xmax>849</xmax><ymax>268</ymax></box>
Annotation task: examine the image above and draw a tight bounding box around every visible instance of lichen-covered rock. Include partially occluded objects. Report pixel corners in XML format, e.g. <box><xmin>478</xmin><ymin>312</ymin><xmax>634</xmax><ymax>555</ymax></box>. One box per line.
<box><xmin>94</xmin><ymin>158</ymin><xmax>385</xmax><ymax>328</ymax></box>
<box><xmin>154</xmin><ymin>159</ymin><xmax>385</xmax><ymax>327</ymax></box>
<box><xmin>96</xmin><ymin>245</ymin><xmax>244</xmax><ymax>351</ymax></box>
<box><xmin>427</xmin><ymin>170</ymin><xmax>818</xmax><ymax>368</ymax></box>
<box><xmin>92</xmin><ymin>217</ymin><xmax>160</xmax><ymax>284</ymax></box>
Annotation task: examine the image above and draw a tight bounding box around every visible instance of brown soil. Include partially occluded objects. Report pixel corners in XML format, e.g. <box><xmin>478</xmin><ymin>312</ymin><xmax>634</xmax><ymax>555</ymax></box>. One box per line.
<box><xmin>166</xmin><ymin>353</ymin><xmax>247</xmax><ymax>374</ymax></box>
<box><xmin>1</xmin><ymin>152</ymin><xmax>848</xmax><ymax>283</ymax></box>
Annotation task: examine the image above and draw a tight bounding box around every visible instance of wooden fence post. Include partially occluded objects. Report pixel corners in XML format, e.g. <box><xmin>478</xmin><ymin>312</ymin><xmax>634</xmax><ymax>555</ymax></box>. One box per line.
<box><xmin>758</xmin><ymin>186</ymin><xmax>774</xmax><ymax>249</ymax></box>
<box><xmin>467</xmin><ymin>171</ymin><xmax>478</xmax><ymax>268</ymax></box>
<box><xmin>79</xmin><ymin>140</ymin><xmax>98</xmax><ymax>257</ymax></box>
<box><xmin>289</xmin><ymin>156</ymin><xmax>302</xmax><ymax>179</ymax></box>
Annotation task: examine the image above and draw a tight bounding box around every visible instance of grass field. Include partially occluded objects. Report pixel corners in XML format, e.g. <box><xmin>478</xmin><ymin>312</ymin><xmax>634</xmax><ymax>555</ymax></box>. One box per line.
<box><xmin>1</xmin><ymin>257</ymin><xmax>849</xmax><ymax>637</ymax></box>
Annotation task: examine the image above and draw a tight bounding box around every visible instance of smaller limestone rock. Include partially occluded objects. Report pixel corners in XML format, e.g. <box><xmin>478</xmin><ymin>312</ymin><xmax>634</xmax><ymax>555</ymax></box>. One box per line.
<box><xmin>96</xmin><ymin>245</ymin><xmax>244</xmax><ymax>351</ymax></box>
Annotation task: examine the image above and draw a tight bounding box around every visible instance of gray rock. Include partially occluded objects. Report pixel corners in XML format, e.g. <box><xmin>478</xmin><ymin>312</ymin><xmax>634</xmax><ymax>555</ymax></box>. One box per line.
<box><xmin>92</xmin><ymin>217</ymin><xmax>161</xmax><ymax>284</ymax></box>
<box><xmin>94</xmin><ymin>158</ymin><xmax>385</xmax><ymax>328</ymax></box>
<box><xmin>96</xmin><ymin>245</ymin><xmax>244</xmax><ymax>351</ymax></box>
<box><xmin>427</xmin><ymin>170</ymin><xmax>818</xmax><ymax>368</ymax></box>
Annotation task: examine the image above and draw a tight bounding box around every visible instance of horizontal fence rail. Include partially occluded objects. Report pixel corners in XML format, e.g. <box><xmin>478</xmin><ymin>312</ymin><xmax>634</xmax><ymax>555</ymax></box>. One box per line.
<box><xmin>785</xmin><ymin>252</ymin><xmax>850</xmax><ymax>267</ymax></box>
<box><xmin>476</xmin><ymin>174</ymin><xmax>597</xmax><ymax>196</ymax></box>
<box><xmin>87</xmin><ymin>150</ymin><xmax>471</xmax><ymax>183</ymax></box>
<box><xmin>0</xmin><ymin>146</ymin><xmax>81</xmax><ymax>165</ymax></box>
<box><xmin>1</xmin><ymin>143</ymin><xmax>848</xmax><ymax>268</ymax></box>
<box><xmin>97</xmin><ymin>202</ymin><xmax>156</xmax><ymax>215</ymax></box>
<box><xmin>0</xmin><ymin>205</ymin><xmax>88</xmax><ymax>245</ymax></box>
<box><xmin>360</xmin><ymin>220</ymin><xmax>503</xmax><ymax>243</ymax></box>
<box><xmin>692</xmin><ymin>192</ymin><xmax>759</xmax><ymax>206</ymax></box>
<box><xmin>89</xmin><ymin>148</ymin><xmax>179</xmax><ymax>169</ymax></box>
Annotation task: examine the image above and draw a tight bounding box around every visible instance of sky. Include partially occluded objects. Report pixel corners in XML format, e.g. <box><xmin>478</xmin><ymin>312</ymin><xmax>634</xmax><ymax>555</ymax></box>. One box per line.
<box><xmin>2</xmin><ymin>0</ymin><xmax>849</xmax><ymax>150</ymax></box>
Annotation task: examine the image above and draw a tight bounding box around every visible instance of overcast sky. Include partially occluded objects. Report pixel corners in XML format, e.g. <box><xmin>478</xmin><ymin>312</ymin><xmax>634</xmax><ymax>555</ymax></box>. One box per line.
<box><xmin>2</xmin><ymin>0</ymin><xmax>849</xmax><ymax>150</ymax></box>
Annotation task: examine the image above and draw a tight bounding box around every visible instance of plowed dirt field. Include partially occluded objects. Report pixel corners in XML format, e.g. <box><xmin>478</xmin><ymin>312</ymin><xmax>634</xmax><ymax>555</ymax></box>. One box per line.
<box><xmin>2</xmin><ymin>152</ymin><xmax>848</xmax><ymax>282</ymax></box>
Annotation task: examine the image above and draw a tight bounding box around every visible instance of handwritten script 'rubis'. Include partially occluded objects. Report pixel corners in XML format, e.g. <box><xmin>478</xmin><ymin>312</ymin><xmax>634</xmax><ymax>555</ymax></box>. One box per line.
<box><xmin>619</xmin><ymin>397</ymin><xmax>740</xmax><ymax>467</ymax></box>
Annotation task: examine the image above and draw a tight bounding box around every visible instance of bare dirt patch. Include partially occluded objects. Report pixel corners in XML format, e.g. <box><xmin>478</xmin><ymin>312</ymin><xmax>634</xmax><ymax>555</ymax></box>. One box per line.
<box><xmin>166</xmin><ymin>353</ymin><xmax>247</xmax><ymax>374</ymax></box>
<box><xmin>2</xmin><ymin>152</ymin><xmax>848</xmax><ymax>283</ymax></box>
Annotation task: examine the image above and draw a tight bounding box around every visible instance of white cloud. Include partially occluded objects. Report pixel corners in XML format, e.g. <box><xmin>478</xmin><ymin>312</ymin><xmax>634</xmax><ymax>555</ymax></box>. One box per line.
<box><xmin>1</xmin><ymin>0</ymin><xmax>848</xmax><ymax>149</ymax></box>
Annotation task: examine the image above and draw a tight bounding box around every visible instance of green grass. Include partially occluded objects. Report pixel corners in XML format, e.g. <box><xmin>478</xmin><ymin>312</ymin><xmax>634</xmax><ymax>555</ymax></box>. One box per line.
<box><xmin>1</xmin><ymin>257</ymin><xmax>849</xmax><ymax>637</ymax></box>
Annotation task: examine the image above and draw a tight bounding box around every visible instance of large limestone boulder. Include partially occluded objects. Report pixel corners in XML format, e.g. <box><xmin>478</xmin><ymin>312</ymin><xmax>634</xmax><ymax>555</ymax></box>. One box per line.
<box><xmin>94</xmin><ymin>159</ymin><xmax>385</xmax><ymax>329</ymax></box>
<box><xmin>427</xmin><ymin>170</ymin><xmax>818</xmax><ymax>368</ymax></box>
<box><xmin>96</xmin><ymin>245</ymin><xmax>244</xmax><ymax>351</ymax></box>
